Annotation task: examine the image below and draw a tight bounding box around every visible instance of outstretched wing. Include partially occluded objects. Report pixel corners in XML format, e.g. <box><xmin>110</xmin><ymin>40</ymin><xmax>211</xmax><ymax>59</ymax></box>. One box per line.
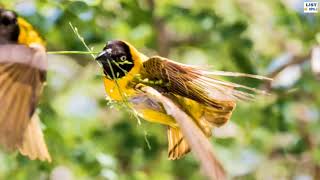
<box><xmin>141</xmin><ymin>56</ymin><xmax>270</xmax><ymax>109</ymax></box>
<box><xmin>0</xmin><ymin>44</ymin><xmax>49</xmax><ymax>162</ymax></box>
<box><xmin>0</xmin><ymin>63</ymin><xmax>45</xmax><ymax>150</ymax></box>
<box><xmin>141</xmin><ymin>56</ymin><xmax>270</xmax><ymax>162</ymax></box>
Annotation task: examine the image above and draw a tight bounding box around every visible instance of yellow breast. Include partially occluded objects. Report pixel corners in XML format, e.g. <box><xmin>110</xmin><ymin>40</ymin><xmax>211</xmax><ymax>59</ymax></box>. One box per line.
<box><xmin>103</xmin><ymin>67</ymin><xmax>140</xmax><ymax>100</ymax></box>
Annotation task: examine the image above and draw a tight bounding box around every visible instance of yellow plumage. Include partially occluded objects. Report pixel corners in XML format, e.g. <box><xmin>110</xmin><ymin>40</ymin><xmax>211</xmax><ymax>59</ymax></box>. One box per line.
<box><xmin>102</xmin><ymin>42</ymin><xmax>181</xmax><ymax>136</ymax></box>
<box><xmin>103</xmin><ymin>41</ymin><xmax>145</xmax><ymax>100</ymax></box>
<box><xmin>17</xmin><ymin>17</ymin><xmax>45</xmax><ymax>46</ymax></box>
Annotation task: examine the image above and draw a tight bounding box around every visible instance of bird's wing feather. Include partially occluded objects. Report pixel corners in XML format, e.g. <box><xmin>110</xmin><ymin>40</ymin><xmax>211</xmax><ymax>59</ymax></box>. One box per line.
<box><xmin>142</xmin><ymin>56</ymin><xmax>269</xmax><ymax>108</ymax></box>
<box><xmin>167</xmin><ymin>126</ymin><xmax>190</xmax><ymax>160</ymax></box>
<box><xmin>0</xmin><ymin>63</ymin><xmax>44</xmax><ymax>150</ymax></box>
<box><xmin>141</xmin><ymin>56</ymin><xmax>269</xmax><ymax>165</ymax></box>
<box><xmin>19</xmin><ymin>113</ymin><xmax>51</xmax><ymax>162</ymax></box>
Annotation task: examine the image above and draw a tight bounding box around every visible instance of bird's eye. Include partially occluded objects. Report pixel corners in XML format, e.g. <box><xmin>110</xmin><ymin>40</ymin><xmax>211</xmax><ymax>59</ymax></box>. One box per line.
<box><xmin>120</xmin><ymin>56</ymin><xmax>127</xmax><ymax>61</ymax></box>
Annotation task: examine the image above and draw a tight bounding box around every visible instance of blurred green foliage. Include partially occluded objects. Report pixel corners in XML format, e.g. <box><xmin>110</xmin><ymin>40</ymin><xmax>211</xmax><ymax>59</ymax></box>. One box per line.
<box><xmin>1</xmin><ymin>0</ymin><xmax>320</xmax><ymax>179</ymax></box>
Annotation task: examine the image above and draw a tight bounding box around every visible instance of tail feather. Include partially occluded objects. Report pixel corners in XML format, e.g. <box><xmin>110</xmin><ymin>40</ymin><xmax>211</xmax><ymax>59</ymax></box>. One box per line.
<box><xmin>140</xmin><ymin>85</ymin><xmax>226</xmax><ymax>179</ymax></box>
<box><xmin>18</xmin><ymin>114</ymin><xmax>51</xmax><ymax>162</ymax></box>
<box><xmin>167</xmin><ymin>127</ymin><xmax>190</xmax><ymax>160</ymax></box>
<box><xmin>204</xmin><ymin>101</ymin><xmax>236</xmax><ymax>127</ymax></box>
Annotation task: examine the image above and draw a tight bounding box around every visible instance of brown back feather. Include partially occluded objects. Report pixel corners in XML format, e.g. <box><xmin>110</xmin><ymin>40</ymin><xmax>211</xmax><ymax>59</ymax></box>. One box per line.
<box><xmin>142</xmin><ymin>56</ymin><xmax>223</xmax><ymax>109</ymax></box>
<box><xmin>142</xmin><ymin>56</ymin><xmax>267</xmax><ymax>107</ymax></box>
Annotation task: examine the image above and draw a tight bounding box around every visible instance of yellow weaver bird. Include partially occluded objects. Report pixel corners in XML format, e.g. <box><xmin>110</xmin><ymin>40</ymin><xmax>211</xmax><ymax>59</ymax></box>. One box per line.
<box><xmin>95</xmin><ymin>40</ymin><xmax>270</xmax><ymax>160</ymax></box>
<box><xmin>0</xmin><ymin>8</ymin><xmax>50</xmax><ymax>161</ymax></box>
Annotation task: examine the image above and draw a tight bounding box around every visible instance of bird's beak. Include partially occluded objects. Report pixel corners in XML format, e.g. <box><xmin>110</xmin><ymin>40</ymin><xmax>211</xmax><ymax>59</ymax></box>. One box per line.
<box><xmin>95</xmin><ymin>50</ymin><xmax>107</xmax><ymax>62</ymax></box>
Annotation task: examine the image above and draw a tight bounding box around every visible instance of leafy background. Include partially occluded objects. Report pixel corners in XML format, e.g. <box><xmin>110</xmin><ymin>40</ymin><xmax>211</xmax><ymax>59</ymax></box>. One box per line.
<box><xmin>1</xmin><ymin>0</ymin><xmax>320</xmax><ymax>179</ymax></box>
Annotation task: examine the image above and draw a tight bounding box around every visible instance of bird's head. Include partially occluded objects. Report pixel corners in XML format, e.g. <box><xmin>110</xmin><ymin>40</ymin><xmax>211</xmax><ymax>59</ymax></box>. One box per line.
<box><xmin>0</xmin><ymin>8</ymin><xmax>19</xmax><ymax>44</ymax></box>
<box><xmin>95</xmin><ymin>40</ymin><xmax>134</xmax><ymax>79</ymax></box>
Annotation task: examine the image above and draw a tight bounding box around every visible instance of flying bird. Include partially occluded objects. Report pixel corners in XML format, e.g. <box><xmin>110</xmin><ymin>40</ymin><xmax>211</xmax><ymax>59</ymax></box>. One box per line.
<box><xmin>0</xmin><ymin>8</ymin><xmax>51</xmax><ymax>162</ymax></box>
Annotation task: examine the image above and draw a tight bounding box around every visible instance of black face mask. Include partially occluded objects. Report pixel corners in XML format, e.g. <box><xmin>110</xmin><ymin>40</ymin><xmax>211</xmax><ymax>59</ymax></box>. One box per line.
<box><xmin>0</xmin><ymin>8</ymin><xmax>20</xmax><ymax>44</ymax></box>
